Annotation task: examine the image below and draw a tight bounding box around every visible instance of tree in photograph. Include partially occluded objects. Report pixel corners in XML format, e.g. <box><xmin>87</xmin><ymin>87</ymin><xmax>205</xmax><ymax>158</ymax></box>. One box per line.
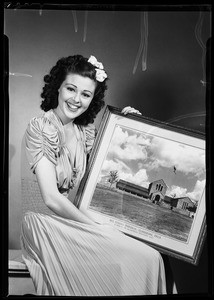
<box><xmin>108</xmin><ymin>170</ymin><xmax>119</xmax><ymax>188</ymax></box>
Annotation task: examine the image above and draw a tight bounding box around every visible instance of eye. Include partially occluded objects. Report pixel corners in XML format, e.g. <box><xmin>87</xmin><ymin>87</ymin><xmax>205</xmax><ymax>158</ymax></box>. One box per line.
<box><xmin>67</xmin><ymin>87</ymin><xmax>75</xmax><ymax>92</ymax></box>
<box><xmin>82</xmin><ymin>93</ymin><xmax>91</xmax><ymax>98</ymax></box>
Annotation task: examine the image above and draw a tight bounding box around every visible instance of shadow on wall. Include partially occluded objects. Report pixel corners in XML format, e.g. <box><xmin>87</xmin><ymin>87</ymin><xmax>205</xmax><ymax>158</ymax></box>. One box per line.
<box><xmin>9</xmin><ymin>144</ymin><xmax>16</xmax><ymax>178</ymax></box>
<box><xmin>124</xmin><ymin>71</ymin><xmax>179</xmax><ymax>122</ymax></box>
<box><xmin>124</xmin><ymin>66</ymin><xmax>207</xmax><ymax>125</ymax></box>
<box><xmin>9</xmin><ymin>143</ymin><xmax>22</xmax><ymax>250</ymax></box>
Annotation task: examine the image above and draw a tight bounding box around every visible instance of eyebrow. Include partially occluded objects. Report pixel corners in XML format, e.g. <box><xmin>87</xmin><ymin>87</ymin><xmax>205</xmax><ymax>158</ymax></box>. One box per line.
<box><xmin>65</xmin><ymin>83</ymin><xmax>93</xmax><ymax>94</ymax></box>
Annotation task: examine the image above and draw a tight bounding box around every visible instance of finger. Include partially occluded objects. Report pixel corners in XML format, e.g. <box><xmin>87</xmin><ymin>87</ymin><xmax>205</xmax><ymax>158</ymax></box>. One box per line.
<box><xmin>128</xmin><ymin>108</ymin><xmax>139</xmax><ymax>114</ymax></box>
<box><xmin>121</xmin><ymin>106</ymin><xmax>132</xmax><ymax>114</ymax></box>
<box><xmin>121</xmin><ymin>106</ymin><xmax>138</xmax><ymax>115</ymax></box>
<box><xmin>122</xmin><ymin>107</ymin><xmax>142</xmax><ymax>115</ymax></box>
<box><xmin>133</xmin><ymin>110</ymin><xmax>142</xmax><ymax>115</ymax></box>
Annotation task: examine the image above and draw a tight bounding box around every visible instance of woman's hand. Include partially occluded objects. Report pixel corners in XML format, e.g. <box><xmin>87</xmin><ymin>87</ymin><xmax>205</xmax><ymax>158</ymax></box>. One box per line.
<box><xmin>121</xmin><ymin>106</ymin><xmax>142</xmax><ymax>115</ymax></box>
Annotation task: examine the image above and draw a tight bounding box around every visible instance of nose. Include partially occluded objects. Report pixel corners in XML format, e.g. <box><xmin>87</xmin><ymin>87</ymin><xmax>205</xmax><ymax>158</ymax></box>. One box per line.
<box><xmin>73</xmin><ymin>92</ymin><xmax>80</xmax><ymax>103</ymax></box>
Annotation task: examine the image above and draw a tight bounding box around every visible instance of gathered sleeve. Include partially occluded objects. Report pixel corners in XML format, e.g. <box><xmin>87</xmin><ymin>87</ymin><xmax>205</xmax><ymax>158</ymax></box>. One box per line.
<box><xmin>84</xmin><ymin>123</ymin><xmax>97</xmax><ymax>154</ymax></box>
<box><xmin>24</xmin><ymin>116</ymin><xmax>60</xmax><ymax>173</ymax></box>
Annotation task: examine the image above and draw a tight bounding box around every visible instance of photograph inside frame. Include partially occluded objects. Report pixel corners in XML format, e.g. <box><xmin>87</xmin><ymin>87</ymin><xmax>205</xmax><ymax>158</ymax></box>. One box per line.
<box><xmin>75</xmin><ymin>105</ymin><xmax>206</xmax><ymax>264</ymax></box>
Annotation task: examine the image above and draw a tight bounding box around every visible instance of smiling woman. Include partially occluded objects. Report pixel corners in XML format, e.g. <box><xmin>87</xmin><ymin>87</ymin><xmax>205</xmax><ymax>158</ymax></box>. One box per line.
<box><xmin>19</xmin><ymin>54</ymin><xmax>167</xmax><ymax>296</ymax></box>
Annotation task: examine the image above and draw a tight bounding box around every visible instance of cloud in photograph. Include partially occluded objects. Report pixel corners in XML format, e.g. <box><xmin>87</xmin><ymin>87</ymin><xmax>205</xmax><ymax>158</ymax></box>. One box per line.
<box><xmin>108</xmin><ymin>126</ymin><xmax>205</xmax><ymax>179</ymax></box>
<box><xmin>166</xmin><ymin>178</ymin><xmax>205</xmax><ymax>202</ymax></box>
<box><xmin>118</xmin><ymin>168</ymin><xmax>150</xmax><ymax>188</ymax></box>
<box><xmin>101</xmin><ymin>158</ymin><xmax>131</xmax><ymax>175</ymax></box>
<box><xmin>108</xmin><ymin>126</ymin><xmax>150</xmax><ymax>161</ymax></box>
<box><xmin>187</xmin><ymin>179</ymin><xmax>205</xmax><ymax>202</ymax></box>
<box><xmin>148</xmin><ymin>136</ymin><xmax>205</xmax><ymax>178</ymax></box>
<box><xmin>166</xmin><ymin>185</ymin><xmax>188</xmax><ymax>198</ymax></box>
<box><xmin>100</xmin><ymin>157</ymin><xmax>149</xmax><ymax>188</ymax></box>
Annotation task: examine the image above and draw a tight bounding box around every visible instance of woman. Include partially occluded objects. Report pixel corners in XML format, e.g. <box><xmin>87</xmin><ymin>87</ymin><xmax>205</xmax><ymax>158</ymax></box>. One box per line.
<box><xmin>20</xmin><ymin>54</ymin><xmax>166</xmax><ymax>296</ymax></box>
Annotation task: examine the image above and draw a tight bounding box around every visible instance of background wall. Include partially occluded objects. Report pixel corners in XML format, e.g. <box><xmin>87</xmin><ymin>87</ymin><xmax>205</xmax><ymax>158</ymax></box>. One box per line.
<box><xmin>4</xmin><ymin>5</ymin><xmax>211</xmax><ymax>294</ymax></box>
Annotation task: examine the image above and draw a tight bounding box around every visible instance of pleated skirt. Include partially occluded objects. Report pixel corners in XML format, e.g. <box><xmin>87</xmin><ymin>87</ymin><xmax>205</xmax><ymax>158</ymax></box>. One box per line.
<box><xmin>20</xmin><ymin>211</ymin><xmax>166</xmax><ymax>296</ymax></box>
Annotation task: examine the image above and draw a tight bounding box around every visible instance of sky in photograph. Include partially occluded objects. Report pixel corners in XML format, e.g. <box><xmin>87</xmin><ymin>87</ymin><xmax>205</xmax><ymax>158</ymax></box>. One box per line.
<box><xmin>99</xmin><ymin>125</ymin><xmax>205</xmax><ymax>203</ymax></box>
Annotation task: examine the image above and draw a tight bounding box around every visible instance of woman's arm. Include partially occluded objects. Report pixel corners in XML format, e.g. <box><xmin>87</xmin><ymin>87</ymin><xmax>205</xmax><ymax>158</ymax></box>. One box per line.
<box><xmin>35</xmin><ymin>155</ymin><xmax>97</xmax><ymax>225</ymax></box>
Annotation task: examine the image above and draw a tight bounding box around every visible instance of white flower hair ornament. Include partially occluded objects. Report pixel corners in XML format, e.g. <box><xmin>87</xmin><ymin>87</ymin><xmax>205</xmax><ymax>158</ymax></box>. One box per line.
<box><xmin>88</xmin><ymin>55</ymin><xmax>108</xmax><ymax>82</ymax></box>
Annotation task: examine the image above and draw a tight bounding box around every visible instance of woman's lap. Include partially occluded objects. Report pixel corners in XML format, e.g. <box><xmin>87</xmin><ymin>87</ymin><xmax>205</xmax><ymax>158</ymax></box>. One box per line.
<box><xmin>21</xmin><ymin>211</ymin><xmax>166</xmax><ymax>296</ymax></box>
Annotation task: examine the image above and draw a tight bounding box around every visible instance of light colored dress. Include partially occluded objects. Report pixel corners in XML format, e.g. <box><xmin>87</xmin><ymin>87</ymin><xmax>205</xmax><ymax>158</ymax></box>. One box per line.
<box><xmin>20</xmin><ymin>109</ymin><xmax>166</xmax><ymax>296</ymax></box>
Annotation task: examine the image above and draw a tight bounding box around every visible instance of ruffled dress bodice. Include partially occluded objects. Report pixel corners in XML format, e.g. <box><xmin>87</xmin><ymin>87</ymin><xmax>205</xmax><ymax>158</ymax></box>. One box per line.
<box><xmin>21</xmin><ymin>109</ymin><xmax>96</xmax><ymax>213</ymax></box>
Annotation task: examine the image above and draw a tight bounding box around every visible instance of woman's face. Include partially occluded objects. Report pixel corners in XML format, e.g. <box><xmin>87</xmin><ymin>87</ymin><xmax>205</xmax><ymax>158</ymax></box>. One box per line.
<box><xmin>55</xmin><ymin>73</ymin><xmax>96</xmax><ymax>125</ymax></box>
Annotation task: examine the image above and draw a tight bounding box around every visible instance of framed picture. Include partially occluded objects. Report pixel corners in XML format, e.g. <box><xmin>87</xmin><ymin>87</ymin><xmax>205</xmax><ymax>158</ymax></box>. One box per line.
<box><xmin>74</xmin><ymin>105</ymin><xmax>206</xmax><ymax>265</ymax></box>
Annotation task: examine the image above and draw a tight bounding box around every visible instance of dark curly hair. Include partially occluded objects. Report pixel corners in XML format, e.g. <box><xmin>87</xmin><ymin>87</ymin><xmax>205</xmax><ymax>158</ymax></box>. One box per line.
<box><xmin>40</xmin><ymin>55</ymin><xmax>108</xmax><ymax>125</ymax></box>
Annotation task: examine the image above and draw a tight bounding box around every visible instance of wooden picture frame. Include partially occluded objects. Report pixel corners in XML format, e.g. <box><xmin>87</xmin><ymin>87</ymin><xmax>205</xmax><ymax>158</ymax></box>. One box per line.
<box><xmin>74</xmin><ymin>105</ymin><xmax>206</xmax><ymax>265</ymax></box>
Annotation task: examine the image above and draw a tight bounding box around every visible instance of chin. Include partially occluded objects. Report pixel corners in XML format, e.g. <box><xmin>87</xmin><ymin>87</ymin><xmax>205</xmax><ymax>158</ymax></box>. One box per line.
<box><xmin>66</xmin><ymin>110</ymin><xmax>84</xmax><ymax>120</ymax></box>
